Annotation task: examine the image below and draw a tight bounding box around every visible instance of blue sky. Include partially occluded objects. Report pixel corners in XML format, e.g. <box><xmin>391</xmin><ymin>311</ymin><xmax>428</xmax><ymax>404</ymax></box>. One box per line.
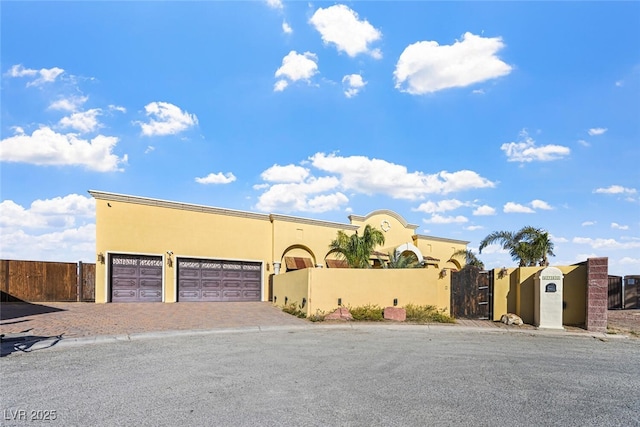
<box><xmin>1</xmin><ymin>1</ymin><xmax>639</xmax><ymax>276</ymax></box>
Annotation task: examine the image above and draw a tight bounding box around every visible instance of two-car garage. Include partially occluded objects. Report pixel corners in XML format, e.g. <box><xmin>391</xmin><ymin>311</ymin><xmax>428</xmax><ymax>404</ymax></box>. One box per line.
<box><xmin>110</xmin><ymin>254</ymin><xmax>262</xmax><ymax>302</ymax></box>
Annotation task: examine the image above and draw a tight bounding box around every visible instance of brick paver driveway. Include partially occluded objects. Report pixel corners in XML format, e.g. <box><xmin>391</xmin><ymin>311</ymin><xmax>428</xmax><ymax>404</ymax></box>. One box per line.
<box><xmin>0</xmin><ymin>301</ymin><xmax>306</xmax><ymax>339</ymax></box>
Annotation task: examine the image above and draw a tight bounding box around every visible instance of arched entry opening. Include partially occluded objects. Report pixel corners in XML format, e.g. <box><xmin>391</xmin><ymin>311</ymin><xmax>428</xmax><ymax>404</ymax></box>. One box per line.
<box><xmin>280</xmin><ymin>244</ymin><xmax>317</xmax><ymax>273</ymax></box>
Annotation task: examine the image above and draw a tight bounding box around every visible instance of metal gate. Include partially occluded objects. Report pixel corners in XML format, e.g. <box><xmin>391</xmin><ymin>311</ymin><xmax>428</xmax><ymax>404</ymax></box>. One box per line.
<box><xmin>177</xmin><ymin>258</ymin><xmax>261</xmax><ymax>302</ymax></box>
<box><xmin>110</xmin><ymin>254</ymin><xmax>162</xmax><ymax>302</ymax></box>
<box><xmin>608</xmin><ymin>276</ymin><xmax>623</xmax><ymax>309</ymax></box>
<box><xmin>451</xmin><ymin>267</ymin><xmax>493</xmax><ymax>320</ymax></box>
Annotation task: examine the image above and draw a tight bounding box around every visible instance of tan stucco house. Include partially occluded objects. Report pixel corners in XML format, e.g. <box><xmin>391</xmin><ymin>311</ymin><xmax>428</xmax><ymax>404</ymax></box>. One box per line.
<box><xmin>90</xmin><ymin>190</ymin><xmax>469</xmax><ymax>305</ymax></box>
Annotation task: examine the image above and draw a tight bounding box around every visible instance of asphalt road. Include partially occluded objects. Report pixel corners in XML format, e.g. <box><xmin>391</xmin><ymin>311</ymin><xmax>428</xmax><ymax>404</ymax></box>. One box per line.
<box><xmin>1</xmin><ymin>326</ymin><xmax>639</xmax><ymax>426</ymax></box>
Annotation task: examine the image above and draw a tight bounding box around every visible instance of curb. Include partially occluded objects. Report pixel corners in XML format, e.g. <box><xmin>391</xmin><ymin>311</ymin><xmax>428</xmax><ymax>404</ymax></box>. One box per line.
<box><xmin>2</xmin><ymin>322</ymin><xmax>630</xmax><ymax>356</ymax></box>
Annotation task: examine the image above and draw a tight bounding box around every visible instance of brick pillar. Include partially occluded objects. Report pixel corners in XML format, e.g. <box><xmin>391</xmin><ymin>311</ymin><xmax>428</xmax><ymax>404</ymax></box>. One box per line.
<box><xmin>586</xmin><ymin>257</ymin><xmax>608</xmax><ymax>332</ymax></box>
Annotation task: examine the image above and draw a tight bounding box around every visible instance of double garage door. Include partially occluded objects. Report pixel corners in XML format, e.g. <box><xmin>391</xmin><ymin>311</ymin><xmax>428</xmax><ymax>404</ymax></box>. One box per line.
<box><xmin>177</xmin><ymin>258</ymin><xmax>261</xmax><ymax>302</ymax></box>
<box><xmin>110</xmin><ymin>255</ymin><xmax>262</xmax><ymax>302</ymax></box>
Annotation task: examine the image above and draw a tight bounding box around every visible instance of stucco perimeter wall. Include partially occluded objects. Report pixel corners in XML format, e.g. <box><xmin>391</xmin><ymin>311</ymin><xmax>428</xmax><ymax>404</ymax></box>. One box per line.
<box><xmin>493</xmin><ymin>264</ymin><xmax>587</xmax><ymax>325</ymax></box>
<box><xmin>270</xmin><ymin>268</ymin><xmax>310</xmax><ymax>311</ymax></box>
<box><xmin>273</xmin><ymin>268</ymin><xmax>450</xmax><ymax>317</ymax></box>
<box><xmin>94</xmin><ymin>197</ymin><xmax>272</xmax><ymax>303</ymax></box>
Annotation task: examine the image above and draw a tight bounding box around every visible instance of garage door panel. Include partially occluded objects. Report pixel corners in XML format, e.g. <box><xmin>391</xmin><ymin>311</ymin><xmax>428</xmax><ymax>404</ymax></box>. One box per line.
<box><xmin>178</xmin><ymin>258</ymin><xmax>261</xmax><ymax>302</ymax></box>
<box><xmin>201</xmin><ymin>280</ymin><xmax>222</xmax><ymax>289</ymax></box>
<box><xmin>140</xmin><ymin>279</ymin><xmax>162</xmax><ymax>288</ymax></box>
<box><xmin>178</xmin><ymin>269</ymin><xmax>200</xmax><ymax>280</ymax></box>
<box><xmin>243</xmin><ymin>290</ymin><xmax>261</xmax><ymax>299</ymax></box>
<box><xmin>139</xmin><ymin>289</ymin><xmax>162</xmax><ymax>299</ymax></box>
<box><xmin>201</xmin><ymin>290</ymin><xmax>222</xmax><ymax>299</ymax></box>
<box><xmin>112</xmin><ymin>266</ymin><xmax>137</xmax><ymax>277</ymax></box>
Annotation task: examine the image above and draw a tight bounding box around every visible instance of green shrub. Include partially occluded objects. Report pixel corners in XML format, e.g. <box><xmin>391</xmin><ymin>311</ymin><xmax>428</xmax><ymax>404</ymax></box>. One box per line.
<box><xmin>307</xmin><ymin>310</ymin><xmax>326</xmax><ymax>322</ymax></box>
<box><xmin>404</xmin><ymin>304</ymin><xmax>455</xmax><ymax>323</ymax></box>
<box><xmin>281</xmin><ymin>302</ymin><xmax>306</xmax><ymax>319</ymax></box>
<box><xmin>349</xmin><ymin>304</ymin><xmax>384</xmax><ymax>321</ymax></box>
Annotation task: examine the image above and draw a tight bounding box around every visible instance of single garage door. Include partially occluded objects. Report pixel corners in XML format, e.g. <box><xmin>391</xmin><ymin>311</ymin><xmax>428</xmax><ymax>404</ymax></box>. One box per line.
<box><xmin>111</xmin><ymin>254</ymin><xmax>163</xmax><ymax>302</ymax></box>
<box><xmin>177</xmin><ymin>258</ymin><xmax>261</xmax><ymax>302</ymax></box>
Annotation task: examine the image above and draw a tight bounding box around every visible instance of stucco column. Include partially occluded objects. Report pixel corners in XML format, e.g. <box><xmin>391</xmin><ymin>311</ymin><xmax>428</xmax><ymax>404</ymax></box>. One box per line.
<box><xmin>273</xmin><ymin>262</ymin><xmax>281</xmax><ymax>275</ymax></box>
<box><xmin>586</xmin><ymin>257</ymin><xmax>608</xmax><ymax>332</ymax></box>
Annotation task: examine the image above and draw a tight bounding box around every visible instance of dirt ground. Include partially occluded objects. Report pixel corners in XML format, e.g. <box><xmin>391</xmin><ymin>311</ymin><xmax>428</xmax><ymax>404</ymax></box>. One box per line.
<box><xmin>607</xmin><ymin>309</ymin><xmax>640</xmax><ymax>338</ymax></box>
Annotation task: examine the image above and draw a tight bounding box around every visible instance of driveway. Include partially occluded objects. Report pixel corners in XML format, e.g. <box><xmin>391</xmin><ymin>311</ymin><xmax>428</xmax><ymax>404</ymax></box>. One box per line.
<box><xmin>0</xmin><ymin>301</ymin><xmax>307</xmax><ymax>340</ymax></box>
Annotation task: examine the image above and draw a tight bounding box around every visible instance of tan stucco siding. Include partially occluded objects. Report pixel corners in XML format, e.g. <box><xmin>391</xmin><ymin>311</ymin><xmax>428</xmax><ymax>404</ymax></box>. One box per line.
<box><xmin>495</xmin><ymin>265</ymin><xmax>587</xmax><ymax>325</ymax></box>
<box><xmin>273</xmin><ymin>268</ymin><xmax>450</xmax><ymax>316</ymax></box>
<box><xmin>94</xmin><ymin>198</ymin><xmax>272</xmax><ymax>303</ymax></box>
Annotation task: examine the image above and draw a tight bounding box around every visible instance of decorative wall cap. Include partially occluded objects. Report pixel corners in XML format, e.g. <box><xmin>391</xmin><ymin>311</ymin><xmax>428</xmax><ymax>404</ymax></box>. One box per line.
<box><xmin>269</xmin><ymin>213</ymin><xmax>359</xmax><ymax>230</ymax></box>
<box><xmin>348</xmin><ymin>209</ymin><xmax>419</xmax><ymax>230</ymax></box>
<box><xmin>413</xmin><ymin>234</ymin><xmax>470</xmax><ymax>245</ymax></box>
<box><xmin>89</xmin><ymin>190</ymin><xmax>270</xmax><ymax>221</ymax></box>
<box><xmin>89</xmin><ymin>190</ymin><xmax>359</xmax><ymax>229</ymax></box>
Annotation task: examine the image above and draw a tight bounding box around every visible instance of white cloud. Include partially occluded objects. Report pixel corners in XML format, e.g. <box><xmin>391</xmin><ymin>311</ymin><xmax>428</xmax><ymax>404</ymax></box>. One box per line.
<box><xmin>195</xmin><ymin>172</ymin><xmax>236</xmax><ymax>185</ymax></box>
<box><xmin>282</xmin><ymin>21</ymin><xmax>293</xmax><ymax>34</ymax></box>
<box><xmin>49</xmin><ymin>95</ymin><xmax>89</xmax><ymax>112</ymax></box>
<box><xmin>261</xmin><ymin>164</ymin><xmax>309</xmax><ymax>183</ymax></box>
<box><xmin>265</xmin><ymin>0</ymin><xmax>283</xmax><ymax>9</ymax></box>
<box><xmin>611</xmin><ymin>222</ymin><xmax>629</xmax><ymax>230</ymax></box>
<box><xmin>619</xmin><ymin>257</ymin><xmax>640</xmax><ymax>266</ymax></box>
<box><xmin>588</xmin><ymin>128</ymin><xmax>607</xmax><ymax>136</ymax></box>
<box><xmin>309</xmin><ymin>5</ymin><xmax>382</xmax><ymax>58</ymax></box>
<box><xmin>501</xmin><ymin>130</ymin><xmax>570</xmax><ymax>162</ymax></box>
<box><xmin>0</xmin><ymin>194</ymin><xmax>95</xmax><ymax>229</ymax></box>
<box><xmin>342</xmin><ymin>74</ymin><xmax>367</xmax><ymax>98</ymax></box>
<box><xmin>59</xmin><ymin>109</ymin><xmax>102</xmax><ymax>133</ymax></box>
<box><xmin>615</xmin><ymin>80</ymin><xmax>624</xmax><ymax>87</ymax></box>
<box><xmin>573</xmin><ymin>237</ymin><xmax>640</xmax><ymax>250</ymax></box>
<box><xmin>0</xmin><ymin>126</ymin><xmax>126</xmax><ymax>172</ymax></box>
<box><xmin>530</xmin><ymin>199</ymin><xmax>553</xmax><ymax>210</ymax></box>
<box><xmin>577</xmin><ymin>139</ymin><xmax>590</xmax><ymax>147</ymax></box>
<box><xmin>414</xmin><ymin>199</ymin><xmax>467</xmax><ymax>214</ymax></box>
<box><xmin>593</xmin><ymin>185</ymin><xmax>637</xmax><ymax>195</ymax></box>
<box><xmin>109</xmin><ymin>105</ymin><xmax>127</xmax><ymax>113</ymax></box>
<box><xmin>473</xmin><ymin>205</ymin><xmax>496</xmax><ymax>216</ymax></box>
<box><xmin>582</xmin><ymin>221</ymin><xmax>596</xmax><ymax>226</ymax></box>
<box><xmin>0</xmin><ymin>223</ymin><xmax>96</xmax><ymax>263</ymax></box>
<box><xmin>144</xmin><ymin>146</ymin><xmax>155</xmax><ymax>154</ymax></box>
<box><xmin>465</xmin><ymin>225</ymin><xmax>484</xmax><ymax>231</ymax></box>
<box><xmin>503</xmin><ymin>202</ymin><xmax>535</xmax><ymax>213</ymax></box>
<box><xmin>274</xmin><ymin>51</ymin><xmax>319</xmax><ymax>91</ymax></box>
<box><xmin>274</xmin><ymin>80</ymin><xmax>289</xmax><ymax>92</ymax></box>
<box><xmin>472</xmin><ymin>89</ymin><xmax>485</xmax><ymax>95</ymax></box>
<box><xmin>310</xmin><ymin>153</ymin><xmax>495</xmax><ymax>199</ymax></box>
<box><xmin>137</xmin><ymin>102</ymin><xmax>198</xmax><ymax>136</ymax></box>
<box><xmin>255</xmin><ymin>176</ymin><xmax>347</xmax><ymax>213</ymax></box>
<box><xmin>423</xmin><ymin>214</ymin><xmax>468</xmax><ymax>224</ymax></box>
<box><xmin>5</xmin><ymin>64</ymin><xmax>65</xmax><ymax>86</ymax></box>
<box><xmin>394</xmin><ymin>32</ymin><xmax>512</xmax><ymax>95</ymax></box>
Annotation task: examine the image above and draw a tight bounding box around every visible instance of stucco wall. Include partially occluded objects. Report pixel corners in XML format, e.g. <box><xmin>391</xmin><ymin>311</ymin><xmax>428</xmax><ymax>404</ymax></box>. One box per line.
<box><xmin>273</xmin><ymin>268</ymin><xmax>450</xmax><ymax>316</ymax></box>
<box><xmin>493</xmin><ymin>265</ymin><xmax>587</xmax><ymax>325</ymax></box>
<box><xmin>94</xmin><ymin>197</ymin><xmax>272</xmax><ymax>303</ymax></box>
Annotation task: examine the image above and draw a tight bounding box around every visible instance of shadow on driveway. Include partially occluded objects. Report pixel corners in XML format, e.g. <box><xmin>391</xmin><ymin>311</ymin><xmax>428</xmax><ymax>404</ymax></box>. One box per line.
<box><xmin>0</xmin><ymin>301</ymin><xmax>66</xmax><ymax>321</ymax></box>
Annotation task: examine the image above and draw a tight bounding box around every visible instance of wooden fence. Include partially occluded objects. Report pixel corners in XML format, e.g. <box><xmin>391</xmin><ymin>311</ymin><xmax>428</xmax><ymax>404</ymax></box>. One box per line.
<box><xmin>0</xmin><ymin>260</ymin><xmax>95</xmax><ymax>302</ymax></box>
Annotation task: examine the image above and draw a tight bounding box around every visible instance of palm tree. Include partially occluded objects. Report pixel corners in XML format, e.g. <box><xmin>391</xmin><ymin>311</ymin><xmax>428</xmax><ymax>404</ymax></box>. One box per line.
<box><xmin>478</xmin><ymin>226</ymin><xmax>555</xmax><ymax>267</ymax></box>
<box><xmin>382</xmin><ymin>251</ymin><xmax>422</xmax><ymax>269</ymax></box>
<box><xmin>328</xmin><ymin>225</ymin><xmax>385</xmax><ymax>268</ymax></box>
<box><xmin>451</xmin><ymin>249</ymin><xmax>485</xmax><ymax>270</ymax></box>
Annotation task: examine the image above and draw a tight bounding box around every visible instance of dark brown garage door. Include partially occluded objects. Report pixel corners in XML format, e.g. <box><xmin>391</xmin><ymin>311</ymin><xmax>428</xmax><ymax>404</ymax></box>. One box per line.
<box><xmin>111</xmin><ymin>254</ymin><xmax>162</xmax><ymax>302</ymax></box>
<box><xmin>177</xmin><ymin>258</ymin><xmax>261</xmax><ymax>302</ymax></box>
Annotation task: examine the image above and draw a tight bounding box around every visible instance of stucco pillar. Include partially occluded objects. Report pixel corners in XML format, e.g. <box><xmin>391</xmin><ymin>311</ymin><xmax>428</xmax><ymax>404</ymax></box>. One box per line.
<box><xmin>273</xmin><ymin>262</ymin><xmax>281</xmax><ymax>275</ymax></box>
<box><xmin>586</xmin><ymin>257</ymin><xmax>608</xmax><ymax>332</ymax></box>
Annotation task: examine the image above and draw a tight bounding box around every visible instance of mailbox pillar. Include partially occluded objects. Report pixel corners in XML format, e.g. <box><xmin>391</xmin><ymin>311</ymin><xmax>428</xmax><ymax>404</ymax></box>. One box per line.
<box><xmin>535</xmin><ymin>266</ymin><xmax>564</xmax><ymax>330</ymax></box>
